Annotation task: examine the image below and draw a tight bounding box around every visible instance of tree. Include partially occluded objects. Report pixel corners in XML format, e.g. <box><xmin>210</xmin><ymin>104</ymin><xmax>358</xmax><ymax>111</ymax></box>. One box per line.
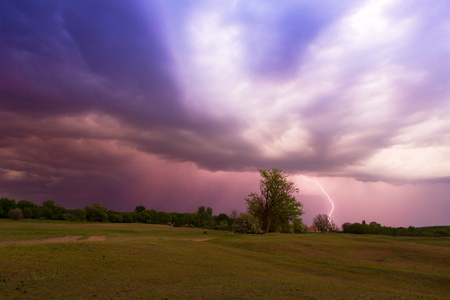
<box><xmin>329</xmin><ymin>219</ymin><xmax>339</xmax><ymax>232</ymax></box>
<box><xmin>292</xmin><ymin>219</ymin><xmax>307</xmax><ymax>234</ymax></box>
<box><xmin>342</xmin><ymin>222</ymin><xmax>352</xmax><ymax>233</ymax></box>
<box><xmin>313</xmin><ymin>214</ymin><xmax>329</xmax><ymax>233</ymax></box>
<box><xmin>17</xmin><ymin>200</ymin><xmax>38</xmax><ymax>219</ymax></box>
<box><xmin>0</xmin><ymin>197</ymin><xmax>16</xmax><ymax>218</ymax></box>
<box><xmin>84</xmin><ymin>203</ymin><xmax>108</xmax><ymax>222</ymax></box>
<box><xmin>146</xmin><ymin>209</ymin><xmax>157</xmax><ymax>224</ymax></box>
<box><xmin>313</xmin><ymin>214</ymin><xmax>338</xmax><ymax>233</ymax></box>
<box><xmin>156</xmin><ymin>211</ymin><xmax>171</xmax><ymax>224</ymax></box>
<box><xmin>171</xmin><ymin>213</ymin><xmax>185</xmax><ymax>227</ymax></box>
<box><xmin>232</xmin><ymin>213</ymin><xmax>261</xmax><ymax>234</ymax></box>
<box><xmin>206</xmin><ymin>207</ymin><xmax>213</xmax><ymax>216</ymax></box>
<box><xmin>8</xmin><ymin>208</ymin><xmax>23</xmax><ymax>220</ymax></box>
<box><xmin>183</xmin><ymin>213</ymin><xmax>194</xmax><ymax>227</ymax></box>
<box><xmin>196</xmin><ymin>206</ymin><xmax>213</xmax><ymax>228</ymax></box>
<box><xmin>199</xmin><ymin>211</ymin><xmax>212</xmax><ymax>228</ymax></box>
<box><xmin>135</xmin><ymin>206</ymin><xmax>145</xmax><ymax>213</ymax></box>
<box><xmin>39</xmin><ymin>200</ymin><xmax>66</xmax><ymax>220</ymax></box>
<box><xmin>197</xmin><ymin>206</ymin><xmax>205</xmax><ymax>214</ymax></box>
<box><xmin>17</xmin><ymin>200</ymin><xmax>37</xmax><ymax>210</ymax></box>
<box><xmin>245</xmin><ymin>169</ymin><xmax>303</xmax><ymax>233</ymax></box>
<box><xmin>108</xmin><ymin>213</ymin><xmax>123</xmax><ymax>223</ymax></box>
<box><xmin>217</xmin><ymin>213</ymin><xmax>229</xmax><ymax>223</ymax></box>
<box><xmin>133</xmin><ymin>210</ymin><xmax>152</xmax><ymax>223</ymax></box>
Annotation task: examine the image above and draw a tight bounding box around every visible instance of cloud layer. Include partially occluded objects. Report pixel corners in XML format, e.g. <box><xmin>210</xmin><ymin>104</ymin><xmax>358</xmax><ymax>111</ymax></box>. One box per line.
<box><xmin>1</xmin><ymin>0</ymin><xmax>449</xmax><ymax>225</ymax></box>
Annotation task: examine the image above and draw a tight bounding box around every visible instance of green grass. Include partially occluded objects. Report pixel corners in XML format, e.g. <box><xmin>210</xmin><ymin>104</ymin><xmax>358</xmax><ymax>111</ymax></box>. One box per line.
<box><xmin>1</xmin><ymin>219</ymin><xmax>449</xmax><ymax>299</ymax></box>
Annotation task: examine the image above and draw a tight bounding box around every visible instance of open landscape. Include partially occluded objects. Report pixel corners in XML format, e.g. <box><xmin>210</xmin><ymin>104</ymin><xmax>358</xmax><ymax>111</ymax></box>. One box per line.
<box><xmin>1</xmin><ymin>219</ymin><xmax>449</xmax><ymax>299</ymax></box>
<box><xmin>1</xmin><ymin>1</ymin><xmax>450</xmax><ymax>298</ymax></box>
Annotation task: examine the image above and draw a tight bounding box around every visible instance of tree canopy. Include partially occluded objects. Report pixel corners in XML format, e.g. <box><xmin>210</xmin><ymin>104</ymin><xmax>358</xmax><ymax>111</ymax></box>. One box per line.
<box><xmin>313</xmin><ymin>213</ymin><xmax>338</xmax><ymax>233</ymax></box>
<box><xmin>245</xmin><ymin>169</ymin><xmax>303</xmax><ymax>233</ymax></box>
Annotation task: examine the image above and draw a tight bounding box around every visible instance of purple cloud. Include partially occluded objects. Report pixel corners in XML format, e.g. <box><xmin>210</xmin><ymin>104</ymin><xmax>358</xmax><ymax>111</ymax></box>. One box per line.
<box><xmin>0</xmin><ymin>0</ymin><xmax>449</xmax><ymax>225</ymax></box>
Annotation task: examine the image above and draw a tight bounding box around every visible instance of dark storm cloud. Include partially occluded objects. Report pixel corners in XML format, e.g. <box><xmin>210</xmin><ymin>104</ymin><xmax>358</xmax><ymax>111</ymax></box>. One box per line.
<box><xmin>0</xmin><ymin>0</ymin><xmax>186</xmax><ymax>126</ymax></box>
<box><xmin>1</xmin><ymin>0</ymin><xmax>450</xmax><ymax>214</ymax></box>
<box><xmin>0</xmin><ymin>136</ymin><xmax>141</xmax><ymax>209</ymax></box>
<box><xmin>0</xmin><ymin>0</ymin><xmax>361</xmax><ymax>177</ymax></box>
<box><xmin>0</xmin><ymin>0</ymin><xmax>256</xmax><ymax>159</ymax></box>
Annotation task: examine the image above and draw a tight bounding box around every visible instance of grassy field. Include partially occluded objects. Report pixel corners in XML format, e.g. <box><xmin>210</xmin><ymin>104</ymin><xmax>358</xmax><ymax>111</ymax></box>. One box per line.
<box><xmin>1</xmin><ymin>219</ymin><xmax>449</xmax><ymax>299</ymax></box>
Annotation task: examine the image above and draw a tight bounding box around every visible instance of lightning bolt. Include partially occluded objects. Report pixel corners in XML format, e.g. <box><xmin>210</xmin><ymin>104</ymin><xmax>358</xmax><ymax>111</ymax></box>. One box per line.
<box><xmin>301</xmin><ymin>175</ymin><xmax>335</xmax><ymax>220</ymax></box>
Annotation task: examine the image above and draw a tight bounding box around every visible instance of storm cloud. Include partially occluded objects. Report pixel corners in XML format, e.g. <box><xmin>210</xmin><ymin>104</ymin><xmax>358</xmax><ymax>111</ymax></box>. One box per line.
<box><xmin>1</xmin><ymin>0</ymin><xmax>449</xmax><ymax>226</ymax></box>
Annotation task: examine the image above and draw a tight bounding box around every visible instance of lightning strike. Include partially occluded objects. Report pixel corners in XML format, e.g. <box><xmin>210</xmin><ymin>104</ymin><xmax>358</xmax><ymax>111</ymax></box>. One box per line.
<box><xmin>301</xmin><ymin>175</ymin><xmax>335</xmax><ymax>220</ymax></box>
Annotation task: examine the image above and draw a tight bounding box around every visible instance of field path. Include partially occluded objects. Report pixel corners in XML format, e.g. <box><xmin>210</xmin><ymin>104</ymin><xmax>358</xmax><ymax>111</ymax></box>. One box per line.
<box><xmin>0</xmin><ymin>235</ymin><xmax>217</xmax><ymax>246</ymax></box>
<box><xmin>0</xmin><ymin>235</ymin><xmax>106</xmax><ymax>246</ymax></box>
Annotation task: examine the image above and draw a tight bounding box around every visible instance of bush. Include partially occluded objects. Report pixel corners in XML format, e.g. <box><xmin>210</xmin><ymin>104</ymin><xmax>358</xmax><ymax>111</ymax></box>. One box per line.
<box><xmin>22</xmin><ymin>207</ymin><xmax>35</xmax><ymax>219</ymax></box>
<box><xmin>108</xmin><ymin>213</ymin><xmax>123</xmax><ymax>223</ymax></box>
<box><xmin>232</xmin><ymin>213</ymin><xmax>261</xmax><ymax>234</ymax></box>
<box><xmin>216</xmin><ymin>220</ymin><xmax>230</xmax><ymax>231</ymax></box>
<box><xmin>8</xmin><ymin>208</ymin><xmax>23</xmax><ymax>220</ymax></box>
<box><xmin>70</xmin><ymin>209</ymin><xmax>86</xmax><ymax>221</ymax></box>
<box><xmin>435</xmin><ymin>229</ymin><xmax>449</xmax><ymax>237</ymax></box>
<box><xmin>122</xmin><ymin>213</ymin><xmax>133</xmax><ymax>223</ymax></box>
<box><xmin>84</xmin><ymin>203</ymin><xmax>108</xmax><ymax>222</ymax></box>
<box><xmin>156</xmin><ymin>212</ymin><xmax>171</xmax><ymax>225</ymax></box>
<box><xmin>134</xmin><ymin>211</ymin><xmax>152</xmax><ymax>223</ymax></box>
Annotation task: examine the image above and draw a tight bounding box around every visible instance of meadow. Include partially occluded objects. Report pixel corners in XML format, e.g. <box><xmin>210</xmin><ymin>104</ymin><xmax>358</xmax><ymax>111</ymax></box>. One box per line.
<box><xmin>1</xmin><ymin>219</ymin><xmax>449</xmax><ymax>299</ymax></box>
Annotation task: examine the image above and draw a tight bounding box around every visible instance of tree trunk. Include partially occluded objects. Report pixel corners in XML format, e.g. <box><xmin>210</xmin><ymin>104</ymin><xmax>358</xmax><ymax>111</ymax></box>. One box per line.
<box><xmin>265</xmin><ymin>215</ymin><xmax>271</xmax><ymax>234</ymax></box>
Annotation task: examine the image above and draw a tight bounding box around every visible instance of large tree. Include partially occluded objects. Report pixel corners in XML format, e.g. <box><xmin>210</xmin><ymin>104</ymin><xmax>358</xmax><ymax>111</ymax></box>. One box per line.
<box><xmin>245</xmin><ymin>169</ymin><xmax>303</xmax><ymax>233</ymax></box>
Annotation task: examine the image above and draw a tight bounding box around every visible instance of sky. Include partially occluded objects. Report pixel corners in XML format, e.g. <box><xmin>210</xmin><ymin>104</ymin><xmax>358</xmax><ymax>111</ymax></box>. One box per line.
<box><xmin>1</xmin><ymin>0</ymin><xmax>449</xmax><ymax>227</ymax></box>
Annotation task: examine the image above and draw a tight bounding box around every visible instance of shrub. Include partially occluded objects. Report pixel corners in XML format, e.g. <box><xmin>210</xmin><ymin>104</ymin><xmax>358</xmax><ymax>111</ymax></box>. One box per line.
<box><xmin>216</xmin><ymin>220</ymin><xmax>230</xmax><ymax>231</ymax></box>
<box><xmin>84</xmin><ymin>203</ymin><xmax>108</xmax><ymax>222</ymax></box>
<box><xmin>134</xmin><ymin>211</ymin><xmax>152</xmax><ymax>223</ymax></box>
<box><xmin>435</xmin><ymin>229</ymin><xmax>449</xmax><ymax>237</ymax></box>
<box><xmin>8</xmin><ymin>208</ymin><xmax>23</xmax><ymax>220</ymax></box>
<box><xmin>108</xmin><ymin>213</ymin><xmax>123</xmax><ymax>223</ymax></box>
<box><xmin>232</xmin><ymin>213</ymin><xmax>261</xmax><ymax>234</ymax></box>
<box><xmin>70</xmin><ymin>209</ymin><xmax>86</xmax><ymax>221</ymax></box>
<box><xmin>156</xmin><ymin>212</ymin><xmax>171</xmax><ymax>225</ymax></box>
<box><xmin>22</xmin><ymin>207</ymin><xmax>35</xmax><ymax>219</ymax></box>
<box><xmin>122</xmin><ymin>213</ymin><xmax>133</xmax><ymax>223</ymax></box>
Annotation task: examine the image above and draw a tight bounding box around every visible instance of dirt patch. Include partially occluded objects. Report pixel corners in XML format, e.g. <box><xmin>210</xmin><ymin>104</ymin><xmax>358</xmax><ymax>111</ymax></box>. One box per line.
<box><xmin>191</xmin><ymin>238</ymin><xmax>217</xmax><ymax>242</ymax></box>
<box><xmin>0</xmin><ymin>235</ymin><xmax>107</xmax><ymax>246</ymax></box>
<box><xmin>0</xmin><ymin>235</ymin><xmax>215</xmax><ymax>246</ymax></box>
<box><xmin>84</xmin><ymin>236</ymin><xmax>107</xmax><ymax>242</ymax></box>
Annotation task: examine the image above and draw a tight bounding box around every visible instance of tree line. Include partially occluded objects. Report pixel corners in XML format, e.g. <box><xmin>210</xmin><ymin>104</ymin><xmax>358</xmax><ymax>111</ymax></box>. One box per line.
<box><xmin>0</xmin><ymin>197</ymin><xmax>234</xmax><ymax>230</ymax></box>
<box><xmin>342</xmin><ymin>220</ymin><xmax>449</xmax><ymax>237</ymax></box>
<box><xmin>309</xmin><ymin>214</ymin><xmax>450</xmax><ymax>237</ymax></box>
<box><xmin>2</xmin><ymin>168</ymin><xmax>447</xmax><ymax>237</ymax></box>
<box><xmin>0</xmin><ymin>169</ymin><xmax>309</xmax><ymax>234</ymax></box>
